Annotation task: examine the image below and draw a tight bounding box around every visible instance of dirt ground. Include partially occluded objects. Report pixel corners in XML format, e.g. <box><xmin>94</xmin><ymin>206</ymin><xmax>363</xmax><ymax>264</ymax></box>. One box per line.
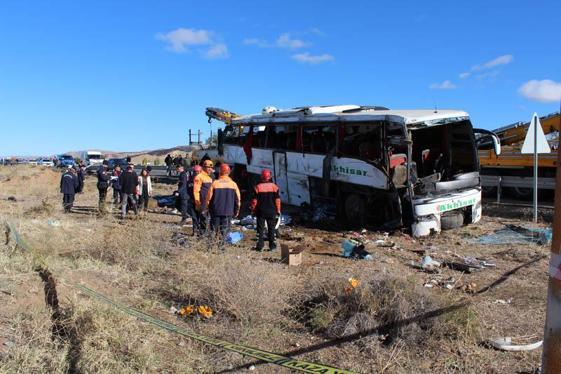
<box><xmin>0</xmin><ymin>165</ymin><xmax>553</xmax><ymax>373</ymax></box>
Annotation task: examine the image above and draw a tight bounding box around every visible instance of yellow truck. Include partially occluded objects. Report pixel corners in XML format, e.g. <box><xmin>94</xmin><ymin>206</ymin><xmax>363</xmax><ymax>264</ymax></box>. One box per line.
<box><xmin>478</xmin><ymin>112</ymin><xmax>560</xmax><ymax>199</ymax></box>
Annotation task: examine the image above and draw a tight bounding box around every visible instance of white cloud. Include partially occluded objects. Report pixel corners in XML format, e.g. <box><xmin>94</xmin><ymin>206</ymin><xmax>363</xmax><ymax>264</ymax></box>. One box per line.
<box><xmin>204</xmin><ymin>43</ymin><xmax>229</xmax><ymax>59</ymax></box>
<box><xmin>518</xmin><ymin>79</ymin><xmax>561</xmax><ymax>103</ymax></box>
<box><xmin>292</xmin><ymin>52</ymin><xmax>334</xmax><ymax>64</ymax></box>
<box><xmin>472</xmin><ymin>54</ymin><xmax>513</xmax><ymax>71</ymax></box>
<box><xmin>243</xmin><ymin>37</ymin><xmax>269</xmax><ymax>47</ymax></box>
<box><xmin>276</xmin><ymin>33</ymin><xmax>306</xmax><ymax>49</ymax></box>
<box><xmin>156</xmin><ymin>27</ymin><xmax>228</xmax><ymax>59</ymax></box>
<box><xmin>459</xmin><ymin>72</ymin><xmax>470</xmax><ymax>79</ymax></box>
<box><xmin>309</xmin><ymin>27</ymin><xmax>324</xmax><ymax>36</ymax></box>
<box><xmin>244</xmin><ymin>33</ymin><xmax>307</xmax><ymax>49</ymax></box>
<box><xmin>429</xmin><ymin>80</ymin><xmax>456</xmax><ymax>90</ymax></box>
<box><xmin>156</xmin><ymin>28</ymin><xmax>213</xmax><ymax>53</ymax></box>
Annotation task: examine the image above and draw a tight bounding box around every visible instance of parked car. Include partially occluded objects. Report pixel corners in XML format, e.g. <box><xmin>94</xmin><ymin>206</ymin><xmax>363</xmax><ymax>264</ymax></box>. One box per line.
<box><xmin>38</xmin><ymin>158</ymin><xmax>54</xmax><ymax>167</ymax></box>
<box><xmin>106</xmin><ymin>158</ymin><xmax>128</xmax><ymax>171</ymax></box>
<box><xmin>58</xmin><ymin>155</ymin><xmax>76</xmax><ymax>168</ymax></box>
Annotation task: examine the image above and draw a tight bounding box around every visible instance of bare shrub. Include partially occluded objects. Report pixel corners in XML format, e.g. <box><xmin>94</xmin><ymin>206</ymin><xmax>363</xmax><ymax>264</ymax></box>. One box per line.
<box><xmin>296</xmin><ymin>274</ymin><xmax>478</xmax><ymax>347</ymax></box>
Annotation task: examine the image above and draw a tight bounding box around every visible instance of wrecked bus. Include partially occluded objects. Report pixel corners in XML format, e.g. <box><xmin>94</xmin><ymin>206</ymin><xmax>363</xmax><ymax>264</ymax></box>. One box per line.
<box><xmin>206</xmin><ymin>105</ymin><xmax>499</xmax><ymax>237</ymax></box>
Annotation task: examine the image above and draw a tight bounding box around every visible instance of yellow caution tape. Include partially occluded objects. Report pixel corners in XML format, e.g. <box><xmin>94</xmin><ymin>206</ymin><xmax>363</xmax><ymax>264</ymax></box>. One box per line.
<box><xmin>5</xmin><ymin>222</ymin><xmax>354</xmax><ymax>374</ymax></box>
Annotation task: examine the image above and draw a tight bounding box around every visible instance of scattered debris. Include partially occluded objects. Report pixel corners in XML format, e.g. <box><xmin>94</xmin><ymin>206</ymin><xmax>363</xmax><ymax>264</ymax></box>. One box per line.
<box><xmin>179</xmin><ymin>305</ymin><xmax>195</xmax><ymax>316</ymax></box>
<box><xmin>472</xmin><ymin>225</ymin><xmax>552</xmax><ymax>246</ymax></box>
<box><xmin>7</xmin><ymin>196</ymin><xmax>17</xmax><ymax>202</ymax></box>
<box><xmin>421</xmin><ymin>256</ymin><xmax>441</xmax><ymax>272</ymax></box>
<box><xmin>281</xmin><ymin>244</ymin><xmax>303</xmax><ymax>266</ymax></box>
<box><xmin>344</xmin><ymin>277</ymin><xmax>360</xmax><ymax>294</ymax></box>
<box><xmin>198</xmin><ymin>305</ymin><xmax>213</xmax><ymax>319</ymax></box>
<box><xmin>462</xmin><ymin>282</ymin><xmax>478</xmax><ymax>294</ymax></box>
<box><xmin>493</xmin><ymin>299</ymin><xmax>513</xmax><ymax>305</ymax></box>
<box><xmin>341</xmin><ymin>239</ymin><xmax>373</xmax><ymax>260</ymax></box>
<box><xmin>226</xmin><ymin>231</ymin><xmax>243</xmax><ymax>244</ymax></box>
<box><xmin>47</xmin><ymin>219</ymin><xmax>61</xmax><ymax>227</ymax></box>
<box><xmin>487</xmin><ymin>337</ymin><xmax>543</xmax><ymax>352</ymax></box>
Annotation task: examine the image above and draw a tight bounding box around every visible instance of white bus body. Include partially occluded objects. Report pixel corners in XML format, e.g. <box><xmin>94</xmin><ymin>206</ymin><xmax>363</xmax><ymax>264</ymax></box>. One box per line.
<box><xmin>207</xmin><ymin>105</ymin><xmax>494</xmax><ymax>236</ymax></box>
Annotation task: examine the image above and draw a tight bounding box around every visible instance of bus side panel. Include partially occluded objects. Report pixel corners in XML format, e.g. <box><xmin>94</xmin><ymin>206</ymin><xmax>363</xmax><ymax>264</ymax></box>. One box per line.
<box><xmin>224</xmin><ymin>145</ymin><xmax>247</xmax><ymax>165</ymax></box>
<box><xmin>247</xmin><ymin>148</ymin><xmax>274</xmax><ymax>174</ymax></box>
<box><xmin>287</xmin><ymin>173</ymin><xmax>311</xmax><ymax>205</ymax></box>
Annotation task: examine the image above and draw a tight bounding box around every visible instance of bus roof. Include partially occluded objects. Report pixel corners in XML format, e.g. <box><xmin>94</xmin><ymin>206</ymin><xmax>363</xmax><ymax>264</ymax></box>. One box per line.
<box><xmin>229</xmin><ymin>106</ymin><xmax>469</xmax><ymax>126</ymax></box>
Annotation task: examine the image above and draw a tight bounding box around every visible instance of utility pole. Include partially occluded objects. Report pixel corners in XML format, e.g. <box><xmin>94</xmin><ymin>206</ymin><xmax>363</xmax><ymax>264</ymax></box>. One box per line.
<box><xmin>541</xmin><ymin>106</ymin><xmax>561</xmax><ymax>372</ymax></box>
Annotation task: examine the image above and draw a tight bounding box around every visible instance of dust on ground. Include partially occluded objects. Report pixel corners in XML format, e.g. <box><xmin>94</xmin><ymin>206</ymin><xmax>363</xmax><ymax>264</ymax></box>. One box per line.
<box><xmin>0</xmin><ymin>165</ymin><xmax>552</xmax><ymax>373</ymax></box>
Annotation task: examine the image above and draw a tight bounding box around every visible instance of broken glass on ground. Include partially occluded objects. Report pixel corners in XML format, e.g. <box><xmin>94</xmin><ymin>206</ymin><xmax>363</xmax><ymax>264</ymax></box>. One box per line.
<box><xmin>470</xmin><ymin>224</ymin><xmax>552</xmax><ymax>246</ymax></box>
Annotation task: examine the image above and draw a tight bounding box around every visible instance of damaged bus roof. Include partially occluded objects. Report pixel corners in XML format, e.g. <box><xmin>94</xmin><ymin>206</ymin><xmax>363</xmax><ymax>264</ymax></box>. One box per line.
<box><xmin>227</xmin><ymin>106</ymin><xmax>469</xmax><ymax>127</ymax></box>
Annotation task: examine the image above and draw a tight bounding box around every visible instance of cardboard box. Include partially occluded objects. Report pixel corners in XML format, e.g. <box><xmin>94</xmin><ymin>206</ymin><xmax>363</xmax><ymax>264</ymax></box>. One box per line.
<box><xmin>281</xmin><ymin>244</ymin><xmax>303</xmax><ymax>266</ymax></box>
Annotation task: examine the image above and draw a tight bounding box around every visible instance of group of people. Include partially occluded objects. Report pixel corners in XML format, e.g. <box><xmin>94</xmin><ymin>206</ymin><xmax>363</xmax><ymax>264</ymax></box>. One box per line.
<box><xmin>175</xmin><ymin>160</ymin><xmax>281</xmax><ymax>251</ymax></box>
<box><xmin>95</xmin><ymin>161</ymin><xmax>153</xmax><ymax>219</ymax></box>
<box><xmin>60</xmin><ymin>156</ymin><xmax>282</xmax><ymax>251</ymax></box>
<box><xmin>164</xmin><ymin>153</ymin><xmax>193</xmax><ymax>176</ymax></box>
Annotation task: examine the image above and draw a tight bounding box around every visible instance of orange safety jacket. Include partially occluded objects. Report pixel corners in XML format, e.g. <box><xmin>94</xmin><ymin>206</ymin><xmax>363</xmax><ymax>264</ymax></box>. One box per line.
<box><xmin>250</xmin><ymin>181</ymin><xmax>281</xmax><ymax>218</ymax></box>
<box><xmin>193</xmin><ymin>171</ymin><xmax>213</xmax><ymax>210</ymax></box>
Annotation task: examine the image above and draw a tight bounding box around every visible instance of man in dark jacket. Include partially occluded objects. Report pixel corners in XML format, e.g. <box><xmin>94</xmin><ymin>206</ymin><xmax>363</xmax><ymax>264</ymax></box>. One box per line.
<box><xmin>165</xmin><ymin>154</ymin><xmax>172</xmax><ymax>176</ymax></box>
<box><xmin>111</xmin><ymin>165</ymin><xmax>122</xmax><ymax>205</ymax></box>
<box><xmin>97</xmin><ymin>163</ymin><xmax>111</xmax><ymax>214</ymax></box>
<box><xmin>119</xmin><ymin>164</ymin><xmax>139</xmax><ymax>219</ymax></box>
<box><xmin>76</xmin><ymin>164</ymin><xmax>85</xmax><ymax>193</ymax></box>
<box><xmin>177</xmin><ymin>164</ymin><xmax>190</xmax><ymax>226</ymax></box>
<box><xmin>205</xmin><ymin>163</ymin><xmax>240</xmax><ymax>244</ymax></box>
<box><xmin>250</xmin><ymin>169</ymin><xmax>281</xmax><ymax>251</ymax></box>
<box><xmin>60</xmin><ymin>167</ymin><xmax>78</xmax><ymax>213</ymax></box>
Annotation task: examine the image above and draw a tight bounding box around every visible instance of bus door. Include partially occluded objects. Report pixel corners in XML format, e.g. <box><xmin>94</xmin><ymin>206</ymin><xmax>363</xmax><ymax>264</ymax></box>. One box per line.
<box><xmin>273</xmin><ymin>151</ymin><xmax>289</xmax><ymax>203</ymax></box>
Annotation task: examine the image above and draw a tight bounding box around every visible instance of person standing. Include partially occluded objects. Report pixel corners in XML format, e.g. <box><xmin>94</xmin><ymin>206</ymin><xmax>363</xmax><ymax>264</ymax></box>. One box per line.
<box><xmin>60</xmin><ymin>166</ymin><xmax>78</xmax><ymax>213</ymax></box>
<box><xmin>193</xmin><ymin>160</ymin><xmax>214</xmax><ymax>234</ymax></box>
<box><xmin>119</xmin><ymin>164</ymin><xmax>139</xmax><ymax>219</ymax></box>
<box><xmin>205</xmin><ymin>163</ymin><xmax>240</xmax><ymax>245</ymax></box>
<box><xmin>76</xmin><ymin>163</ymin><xmax>85</xmax><ymax>194</ymax></box>
<box><xmin>111</xmin><ymin>165</ymin><xmax>122</xmax><ymax>205</ymax></box>
<box><xmin>96</xmin><ymin>162</ymin><xmax>111</xmax><ymax>214</ymax></box>
<box><xmin>137</xmin><ymin>168</ymin><xmax>153</xmax><ymax>213</ymax></box>
<box><xmin>165</xmin><ymin>154</ymin><xmax>173</xmax><ymax>176</ymax></box>
<box><xmin>250</xmin><ymin>169</ymin><xmax>281</xmax><ymax>251</ymax></box>
<box><xmin>176</xmin><ymin>165</ymin><xmax>190</xmax><ymax>226</ymax></box>
<box><xmin>187</xmin><ymin>165</ymin><xmax>202</xmax><ymax>234</ymax></box>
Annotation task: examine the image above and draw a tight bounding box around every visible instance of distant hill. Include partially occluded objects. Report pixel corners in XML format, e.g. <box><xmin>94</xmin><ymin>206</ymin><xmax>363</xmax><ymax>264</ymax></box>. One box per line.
<box><xmin>65</xmin><ymin>145</ymin><xmax>204</xmax><ymax>165</ymax></box>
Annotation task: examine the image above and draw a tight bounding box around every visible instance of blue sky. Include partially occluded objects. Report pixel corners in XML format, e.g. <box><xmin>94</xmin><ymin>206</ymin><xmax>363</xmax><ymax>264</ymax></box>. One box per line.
<box><xmin>1</xmin><ymin>0</ymin><xmax>560</xmax><ymax>156</ymax></box>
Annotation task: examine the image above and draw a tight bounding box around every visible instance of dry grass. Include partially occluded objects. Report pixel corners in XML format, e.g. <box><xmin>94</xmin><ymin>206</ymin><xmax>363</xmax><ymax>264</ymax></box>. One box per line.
<box><xmin>0</xmin><ymin>165</ymin><xmax>549</xmax><ymax>373</ymax></box>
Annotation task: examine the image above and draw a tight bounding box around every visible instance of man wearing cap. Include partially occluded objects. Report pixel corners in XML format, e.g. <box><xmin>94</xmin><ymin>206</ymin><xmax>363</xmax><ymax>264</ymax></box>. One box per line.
<box><xmin>206</xmin><ymin>163</ymin><xmax>240</xmax><ymax>244</ymax></box>
<box><xmin>176</xmin><ymin>164</ymin><xmax>190</xmax><ymax>226</ymax></box>
<box><xmin>119</xmin><ymin>163</ymin><xmax>139</xmax><ymax>219</ymax></box>
<box><xmin>60</xmin><ymin>166</ymin><xmax>79</xmax><ymax>213</ymax></box>
<box><xmin>250</xmin><ymin>169</ymin><xmax>281</xmax><ymax>251</ymax></box>
<box><xmin>96</xmin><ymin>162</ymin><xmax>112</xmax><ymax>214</ymax></box>
<box><xmin>193</xmin><ymin>159</ymin><xmax>214</xmax><ymax>234</ymax></box>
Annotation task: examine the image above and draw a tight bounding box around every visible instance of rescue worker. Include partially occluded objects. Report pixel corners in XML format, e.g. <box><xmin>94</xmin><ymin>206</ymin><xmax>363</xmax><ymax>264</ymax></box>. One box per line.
<box><xmin>193</xmin><ymin>160</ymin><xmax>214</xmax><ymax>234</ymax></box>
<box><xmin>96</xmin><ymin>162</ymin><xmax>111</xmax><ymax>214</ymax></box>
<box><xmin>187</xmin><ymin>165</ymin><xmax>202</xmax><ymax>234</ymax></box>
<box><xmin>119</xmin><ymin>163</ymin><xmax>139</xmax><ymax>219</ymax></box>
<box><xmin>176</xmin><ymin>164</ymin><xmax>189</xmax><ymax>226</ymax></box>
<box><xmin>60</xmin><ymin>166</ymin><xmax>78</xmax><ymax>213</ymax></box>
<box><xmin>250</xmin><ymin>169</ymin><xmax>281</xmax><ymax>251</ymax></box>
<box><xmin>165</xmin><ymin>154</ymin><xmax>173</xmax><ymax>176</ymax></box>
<box><xmin>205</xmin><ymin>163</ymin><xmax>240</xmax><ymax>244</ymax></box>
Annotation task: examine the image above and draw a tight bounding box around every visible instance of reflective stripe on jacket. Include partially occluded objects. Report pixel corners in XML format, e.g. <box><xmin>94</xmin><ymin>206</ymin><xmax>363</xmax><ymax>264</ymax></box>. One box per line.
<box><xmin>206</xmin><ymin>176</ymin><xmax>240</xmax><ymax>217</ymax></box>
<box><xmin>193</xmin><ymin>171</ymin><xmax>213</xmax><ymax>207</ymax></box>
<box><xmin>250</xmin><ymin>182</ymin><xmax>281</xmax><ymax>218</ymax></box>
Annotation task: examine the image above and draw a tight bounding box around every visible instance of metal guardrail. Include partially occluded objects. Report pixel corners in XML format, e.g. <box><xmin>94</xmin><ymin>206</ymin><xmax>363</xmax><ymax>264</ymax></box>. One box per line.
<box><xmin>481</xmin><ymin>175</ymin><xmax>556</xmax><ymax>190</ymax></box>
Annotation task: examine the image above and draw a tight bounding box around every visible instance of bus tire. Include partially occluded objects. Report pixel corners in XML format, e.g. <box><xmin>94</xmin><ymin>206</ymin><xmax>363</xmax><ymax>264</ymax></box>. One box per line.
<box><xmin>345</xmin><ymin>194</ymin><xmax>366</xmax><ymax>227</ymax></box>
<box><xmin>441</xmin><ymin>212</ymin><xmax>464</xmax><ymax>230</ymax></box>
